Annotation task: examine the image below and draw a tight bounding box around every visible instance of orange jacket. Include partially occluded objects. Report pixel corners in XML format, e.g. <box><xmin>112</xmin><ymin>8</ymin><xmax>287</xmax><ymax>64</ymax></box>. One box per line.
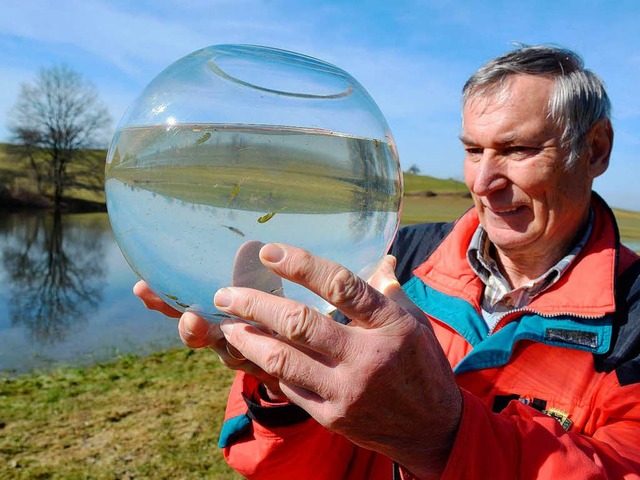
<box><xmin>220</xmin><ymin>194</ymin><xmax>640</xmax><ymax>479</ymax></box>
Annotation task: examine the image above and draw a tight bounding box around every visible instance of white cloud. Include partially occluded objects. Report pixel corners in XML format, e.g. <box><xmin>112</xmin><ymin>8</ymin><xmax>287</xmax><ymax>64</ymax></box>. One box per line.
<box><xmin>0</xmin><ymin>0</ymin><xmax>207</xmax><ymax>77</ymax></box>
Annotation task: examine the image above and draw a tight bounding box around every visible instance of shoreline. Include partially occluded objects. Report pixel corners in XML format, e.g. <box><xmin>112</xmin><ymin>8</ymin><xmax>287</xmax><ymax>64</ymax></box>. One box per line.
<box><xmin>0</xmin><ymin>190</ymin><xmax>107</xmax><ymax>213</ymax></box>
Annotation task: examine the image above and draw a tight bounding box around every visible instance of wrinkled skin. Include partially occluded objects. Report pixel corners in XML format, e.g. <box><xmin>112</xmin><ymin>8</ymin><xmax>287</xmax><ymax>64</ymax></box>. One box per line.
<box><xmin>461</xmin><ymin>74</ymin><xmax>612</xmax><ymax>286</ymax></box>
<box><xmin>135</xmin><ymin>246</ymin><xmax>462</xmax><ymax>479</ymax></box>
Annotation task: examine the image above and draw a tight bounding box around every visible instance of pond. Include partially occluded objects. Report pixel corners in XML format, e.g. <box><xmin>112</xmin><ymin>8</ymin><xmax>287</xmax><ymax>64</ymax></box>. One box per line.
<box><xmin>0</xmin><ymin>211</ymin><xmax>182</xmax><ymax>376</ymax></box>
<box><xmin>1</xmin><ymin>210</ymin><xmax>638</xmax><ymax>377</ymax></box>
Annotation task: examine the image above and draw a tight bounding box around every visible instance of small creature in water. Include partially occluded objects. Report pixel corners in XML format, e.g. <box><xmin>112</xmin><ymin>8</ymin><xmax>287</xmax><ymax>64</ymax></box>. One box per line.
<box><xmin>164</xmin><ymin>293</ymin><xmax>178</xmax><ymax>300</ymax></box>
<box><xmin>228</xmin><ymin>183</ymin><xmax>241</xmax><ymax>204</ymax></box>
<box><xmin>196</xmin><ymin>132</ymin><xmax>212</xmax><ymax>144</ymax></box>
<box><xmin>222</xmin><ymin>225</ymin><xmax>245</xmax><ymax>237</ymax></box>
<box><xmin>257</xmin><ymin>211</ymin><xmax>277</xmax><ymax>223</ymax></box>
<box><xmin>176</xmin><ymin>301</ymin><xmax>190</xmax><ymax>308</ymax></box>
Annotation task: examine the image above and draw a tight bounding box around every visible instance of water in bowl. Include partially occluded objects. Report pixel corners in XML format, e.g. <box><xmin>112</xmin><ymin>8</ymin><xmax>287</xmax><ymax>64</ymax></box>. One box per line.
<box><xmin>105</xmin><ymin>123</ymin><xmax>402</xmax><ymax>320</ymax></box>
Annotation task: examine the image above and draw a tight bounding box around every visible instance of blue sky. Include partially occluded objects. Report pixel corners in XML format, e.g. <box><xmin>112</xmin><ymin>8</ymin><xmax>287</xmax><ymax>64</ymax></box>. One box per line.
<box><xmin>1</xmin><ymin>0</ymin><xmax>638</xmax><ymax>210</ymax></box>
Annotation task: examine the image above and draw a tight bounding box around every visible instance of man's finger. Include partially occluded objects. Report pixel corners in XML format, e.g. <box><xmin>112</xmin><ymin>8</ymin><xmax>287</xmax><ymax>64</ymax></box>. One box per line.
<box><xmin>367</xmin><ymin>255</ymin><xmax>429</xmax><ymax>324</ymax></box>
<box><xmin>179</xmin><ymin>312</ymin><xmax>284</xmax><ymax>391</ymax></box>
<box><xmin>214</xmin><ymin>287</ymin><xmax>347</xmax><ymax>360</ymax></box>
<box><xmin>133</xmin><ymin>280</ymin><xmax>181</xmax><ymax>318</ymax></box>
<box><xmin>219</xmin><ymin>317</ymin><xmax>333</xmax><ymax>399</ymax></box>
<box><xmin>179</xmin><ymin>311</ymin><xmax>226</xmax><ymax>349</ymax></box>
<box><xmin>257</xmin><ymin>243</ymin><xmax>409</xmax><ymax>330</ymax></box>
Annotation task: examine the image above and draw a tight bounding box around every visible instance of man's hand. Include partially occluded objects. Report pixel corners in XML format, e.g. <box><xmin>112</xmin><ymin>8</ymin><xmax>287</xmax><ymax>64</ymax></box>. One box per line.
<box><xmin>215</xmin><ymin>243</ymin><xmax>462</xmax><ymax>479</ymax></box>
<box><xmin>133</xmin><ymin>280</ymin><xmax>286</xmax><ymax>399</ymax></box>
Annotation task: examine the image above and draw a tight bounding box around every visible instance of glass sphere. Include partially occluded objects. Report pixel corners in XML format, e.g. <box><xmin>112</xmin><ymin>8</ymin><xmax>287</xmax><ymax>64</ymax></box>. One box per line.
<box><xmin>105</xmin><ymin>44</ymin><xmax>403</xmax><ymax>321</ymax></box>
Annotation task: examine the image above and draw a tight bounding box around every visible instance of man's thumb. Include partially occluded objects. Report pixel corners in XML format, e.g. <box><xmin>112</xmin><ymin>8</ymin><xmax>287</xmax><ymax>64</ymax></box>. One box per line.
<box><xmin>368</xmin><ymin>255</ymin><xmax>428</xmax><ymax>323</ymax></box>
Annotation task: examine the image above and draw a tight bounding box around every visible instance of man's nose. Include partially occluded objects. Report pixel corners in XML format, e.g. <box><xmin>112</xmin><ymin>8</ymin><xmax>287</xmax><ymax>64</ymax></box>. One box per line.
<box><xmin>472</xmin><ymin>151</ymin><xmax>508</xmax><ymax>195</ymax></box>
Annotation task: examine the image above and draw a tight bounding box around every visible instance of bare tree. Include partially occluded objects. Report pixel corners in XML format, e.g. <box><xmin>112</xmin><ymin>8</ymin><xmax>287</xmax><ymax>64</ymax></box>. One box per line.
<box><xmin>8</xmin><ymin>64</ymin><xmax>112</xmax><ymax>210</ymax></box>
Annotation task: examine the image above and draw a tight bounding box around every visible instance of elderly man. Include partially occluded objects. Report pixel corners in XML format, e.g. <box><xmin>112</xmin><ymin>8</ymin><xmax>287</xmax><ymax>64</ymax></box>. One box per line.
<box><xmin>135</xmin><ymin>45</ymin><xmax>640</xmax><ymax>479</ymax></box>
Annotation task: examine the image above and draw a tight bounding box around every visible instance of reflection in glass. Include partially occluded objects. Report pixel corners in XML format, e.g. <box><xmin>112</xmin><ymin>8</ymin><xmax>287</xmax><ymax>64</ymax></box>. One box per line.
<box><xmin>1</xmin><ymin>211</ymin><xmax>106</xmax><ymax>344</ymax></box>
<box><xmin>105</xmin><ymin>125</ymin><xmax>402</xmax><ymax>320</ymax></box>
<box><xmin>104</xmin><ymin>43</ymin><xmax>404</xmax><ymax>322</ymax></box>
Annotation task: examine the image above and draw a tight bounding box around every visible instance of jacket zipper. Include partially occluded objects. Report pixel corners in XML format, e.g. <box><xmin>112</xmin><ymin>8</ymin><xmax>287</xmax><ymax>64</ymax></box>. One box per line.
<box><xmin>488</xmin><ymin>307</ymin><xmax>605</xmax><ymax>337</ymax></box>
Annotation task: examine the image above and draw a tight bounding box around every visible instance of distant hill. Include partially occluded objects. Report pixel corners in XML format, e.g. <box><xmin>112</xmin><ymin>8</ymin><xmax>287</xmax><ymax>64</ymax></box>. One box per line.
<box><xmin>0</xmin><ymin>143</ymin><xmax>107</xmax><ymax>211</ymax></box>
<box><xmin>401</xmin><ymin>170</ymin><xmax>640</xmax><ymax>246</ymax></box>
<box><xmin>402</xmin><ymin>172</ymin><xmax>470</xmax><ymax>196</ymax></box>
<box><xmin>1</xmin><ymin>143</ymin><xmax>470</xmax><ymax>208</ymax></box>
<box><xmin>1</xmin><ymin>142</ymin><xmax>638</xmax><ymax>233</ymax></box>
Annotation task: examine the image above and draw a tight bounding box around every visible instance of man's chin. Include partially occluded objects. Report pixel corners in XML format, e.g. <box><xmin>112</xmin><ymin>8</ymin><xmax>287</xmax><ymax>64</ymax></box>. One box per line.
<box><xmin>484</xmin><ymin>228</ymin><xmax>535</xmax><ymax>254</ymax></box>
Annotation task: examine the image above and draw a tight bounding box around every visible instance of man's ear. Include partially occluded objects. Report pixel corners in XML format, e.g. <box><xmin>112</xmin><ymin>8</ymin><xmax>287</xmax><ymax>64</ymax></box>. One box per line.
<box><xmin>585</xmin><ymin>119</ymin><xmax>614</xmax><ymax>179</ymax></box>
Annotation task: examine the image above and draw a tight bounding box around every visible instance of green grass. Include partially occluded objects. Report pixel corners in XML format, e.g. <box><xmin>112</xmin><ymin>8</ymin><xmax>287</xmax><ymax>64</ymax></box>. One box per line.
<box><xmin>402</xmin><ymin>172</ymin><xmax>470</xmax><ymax>196</ymax></box>
<box><xmin>1</xmin><ymin>142</ymin><xmax>640</xmax><ymax>478</ymax></box>
<box><xmin>0</xmin><ymin>348</ymin><xmax>242</xmax><ymax>479</ymax></box>
<box><xmin>611</xmin><ymin>208</ymin><xmax>640</xmax><ymax>243</ymax></box>
<box><xmin>401</xmin><ymin>195</ymin><xmax>472</xmax><ymax>224</ymax></box>
<box><xmin>0</xmin><ymin>143</ymin><xmax>106</xmax><ymax>205</ymax></box>
<box><xmin>107</xmin><ymin>164</ymin><xmax>392</xmax><ymax>214</ymax></box>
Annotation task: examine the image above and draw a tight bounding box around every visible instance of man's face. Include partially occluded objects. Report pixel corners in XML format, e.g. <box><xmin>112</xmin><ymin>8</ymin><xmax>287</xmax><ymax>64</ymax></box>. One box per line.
<box><xmin>461</xmin><ymin>75</ymin><xmax>595</xmax><ymax>261</ymax></box>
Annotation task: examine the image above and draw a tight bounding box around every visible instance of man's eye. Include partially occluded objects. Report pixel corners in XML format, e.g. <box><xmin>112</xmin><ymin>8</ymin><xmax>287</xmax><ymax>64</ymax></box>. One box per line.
<box><xmin>504</xmin><ymin>146</ymin><xmax>538</xmax><ymax>156</ymax></box>
<box><xmin>465</xmin><ymin>147</ymin><xmax>483</xmax><ymax>156</ymax></box>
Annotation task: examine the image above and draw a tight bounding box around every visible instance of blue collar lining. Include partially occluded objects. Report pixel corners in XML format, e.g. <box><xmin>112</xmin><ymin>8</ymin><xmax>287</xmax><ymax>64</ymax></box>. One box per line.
<box><xmin>403</xmin><ymin>276</ymin><xmax>612</xmax><ymax>374</ymax></box>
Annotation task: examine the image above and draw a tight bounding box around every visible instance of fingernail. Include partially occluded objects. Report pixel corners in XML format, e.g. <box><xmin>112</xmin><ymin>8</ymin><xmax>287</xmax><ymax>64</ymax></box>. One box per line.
<box><xmin>181</xmin><ymin>312</ymin><xmax>195</xmax><ymax>336</ymax></box>
<box><xmin>214</xmin><ymin>288</ymin><xmax>232</xmax><ymax>308</ymax></box>
<box><xmin>261</xmin><ymin>243</ymin><xmax>285</xmax><ymax>264</ymax></box>
<box><xmin>219</xmin><ymin>318</ymin><xmax>235</xmax><ymax>335</ymax></box>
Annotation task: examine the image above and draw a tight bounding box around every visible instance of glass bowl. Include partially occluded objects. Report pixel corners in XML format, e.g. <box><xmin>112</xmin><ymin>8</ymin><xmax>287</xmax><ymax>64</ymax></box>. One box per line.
<box><xmin>105</xmin><ymin>44</ymin><xmax>403</xmax><ymax>321</ymax></box>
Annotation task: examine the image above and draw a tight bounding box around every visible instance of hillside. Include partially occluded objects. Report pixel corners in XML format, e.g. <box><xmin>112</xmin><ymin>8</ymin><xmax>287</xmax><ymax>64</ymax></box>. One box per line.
<box><xmin>0</xmin><ymin>144</ymin><xmax>468</xmax><ymax>211</ymax></box>
<box><xmin>1</xmin><ymin>143</ymin><xmax>639</xmax><ymax>245</ymax></box>
<box><xmin>403</xmin><ymin>172</ymin><xmax>470</xmax><ymax>196</ymax></box>
<box><xmin>0</xmin><ymin>143</ymin><xmax>107</xmax><ymax>211</ymax></box>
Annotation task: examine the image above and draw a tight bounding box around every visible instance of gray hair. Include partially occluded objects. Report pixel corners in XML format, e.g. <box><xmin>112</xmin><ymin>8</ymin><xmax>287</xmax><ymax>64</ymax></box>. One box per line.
<box><xmin>462</xmin><ymin>45</ymin><xmax>611</xmax><ymax>167</ymax></box>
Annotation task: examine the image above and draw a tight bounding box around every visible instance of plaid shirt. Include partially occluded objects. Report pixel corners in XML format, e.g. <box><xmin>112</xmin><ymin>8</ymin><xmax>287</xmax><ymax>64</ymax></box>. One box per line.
<box><xmin>467</xmin><ymin>211</ymin><xmax>594</xmax><ymax>333</ymax></box>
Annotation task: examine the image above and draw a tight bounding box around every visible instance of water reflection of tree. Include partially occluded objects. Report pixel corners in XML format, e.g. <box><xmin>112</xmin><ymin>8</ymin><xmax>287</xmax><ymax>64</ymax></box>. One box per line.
<box><xmin>348</xmin><ymin>138</ymin><xmax>402</xmax><ymax>242</ymax></box>
<box><xmin>1</xmin><ymin>211</ymin><xmax>106</xmax><ymax>344</ymax></box>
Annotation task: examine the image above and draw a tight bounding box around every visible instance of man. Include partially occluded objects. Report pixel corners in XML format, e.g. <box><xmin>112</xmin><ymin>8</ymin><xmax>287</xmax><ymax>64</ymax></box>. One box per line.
<box><xmin>135</xmin><ymin>45</ymin><xmax>640</xmax><ymax>479</ymax></box>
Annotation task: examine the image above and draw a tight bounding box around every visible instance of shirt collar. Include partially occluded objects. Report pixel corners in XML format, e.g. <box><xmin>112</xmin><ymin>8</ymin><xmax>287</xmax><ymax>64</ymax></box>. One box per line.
<box><xmin>467</xmin><ymin>209</ymin><xmax>594</xmax><ymax>305</ymax></box>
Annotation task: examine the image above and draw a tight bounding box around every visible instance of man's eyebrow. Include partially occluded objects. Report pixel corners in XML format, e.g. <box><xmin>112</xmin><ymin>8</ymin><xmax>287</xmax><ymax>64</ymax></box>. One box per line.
<box><xmin>493</xmin><ymin>133</ymin><xmax>521</xmax><ymax>145</ymax></box>
<box><xmin>458</xmin><ymin>132</ymin><xmax>532</xmax><ymax>146</ymax></box>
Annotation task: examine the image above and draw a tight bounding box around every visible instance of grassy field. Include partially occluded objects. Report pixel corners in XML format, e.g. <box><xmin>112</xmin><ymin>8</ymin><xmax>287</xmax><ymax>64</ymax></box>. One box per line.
<box><xmin>2</xmin><ymin>143</ymin><xmax>639</xmax><ymax>240</ymax></box>
<box><xmin>0</xmin><ymin>349</ymin><xmax>243</xmax><ymax>480</ymax></box>
<box><xmin>0</xmin><ymin>143</ymin><xmax>107</xmax><ymax>209</ymax></box>
<box><xmin>1</xmin><ymin>143</ymin><xmax>640</xmax><ymax>478</ymax></box>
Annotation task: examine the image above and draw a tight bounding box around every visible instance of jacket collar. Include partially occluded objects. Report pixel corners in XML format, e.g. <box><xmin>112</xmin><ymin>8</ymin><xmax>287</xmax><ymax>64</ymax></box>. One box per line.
<box><xmin>413</xmin><ymin>193</ymin><xmax>619</xmax><ymax>319</ymax></box>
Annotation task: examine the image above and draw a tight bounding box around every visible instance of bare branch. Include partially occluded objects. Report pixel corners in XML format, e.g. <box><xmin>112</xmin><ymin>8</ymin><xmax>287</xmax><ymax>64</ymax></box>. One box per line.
<box><xmin>8</xmin><ymin>64</ymin><xmax>112</xmax><ymax>209</ymax></box>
